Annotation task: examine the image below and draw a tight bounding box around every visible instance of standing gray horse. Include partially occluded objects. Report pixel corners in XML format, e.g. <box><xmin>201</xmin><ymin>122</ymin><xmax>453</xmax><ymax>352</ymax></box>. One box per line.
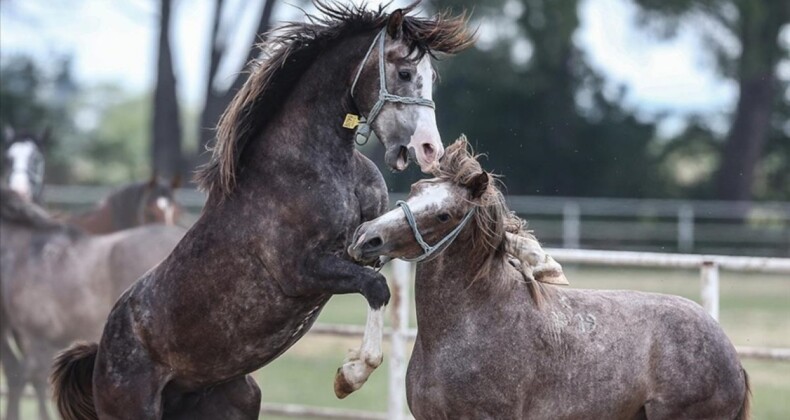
<box><xmin>0</xmin><ymin>187</ymin><xmax>185</xmax><ymax>420</ymax></box>
<box><xmin>349</xmin><ymin>137</ymin><xmax>751</xmax><ymax>420</ymax></box>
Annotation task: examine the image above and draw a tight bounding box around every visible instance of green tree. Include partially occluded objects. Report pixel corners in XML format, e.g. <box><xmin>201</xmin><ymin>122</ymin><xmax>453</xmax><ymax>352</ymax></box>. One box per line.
<box><xmin>633</xmin><ymin>0</ymin><xmax>790</xmax><ymax>200</ymax></box>
<box><xmin>403</xmin><ymin>0</ymin><xmax>664</xmax><ymax>197</ymax></box>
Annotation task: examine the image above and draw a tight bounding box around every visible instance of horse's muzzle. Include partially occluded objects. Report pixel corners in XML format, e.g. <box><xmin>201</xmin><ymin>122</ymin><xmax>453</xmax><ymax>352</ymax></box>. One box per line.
<box><xmin>348</xmin><ymin>224</ymin><xmax>384</xmax><ymax>262</ymax></box>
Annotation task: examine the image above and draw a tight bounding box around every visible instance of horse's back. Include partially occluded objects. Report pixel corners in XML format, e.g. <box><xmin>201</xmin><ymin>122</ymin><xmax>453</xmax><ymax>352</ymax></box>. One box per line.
<box><xmin>556</xmin><ymin>288</ymin><xmax>746</xmax><ymax>418</ymax></box>
<box><xmin>105</xmin><ymin>224</ymin><xmax>186</xmax><ymax>295</ymax></box>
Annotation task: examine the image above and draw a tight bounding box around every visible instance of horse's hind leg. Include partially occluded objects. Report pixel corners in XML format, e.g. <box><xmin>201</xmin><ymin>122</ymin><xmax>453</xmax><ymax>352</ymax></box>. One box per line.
<box><xmin>93</xmin><ymin>344</ymin><xmax>168</xmax><ymax>419</ymax></box>
<box><xmin>31</xmin><ymin>375</ymin><xmax>52</xmax><ymax>420</ymax></box>
<box><xmin>1</xmin><ymin>319</ymin><xmax>26</xmax><ymax>420</ymax></box>
<box><xmin>166</xmin><ymin>375</ymin><xmax>261</xmax><ymax>420</ymax></box>
<box><xmin>1</xmin><ymin>347</ymin><xmax>26</xmax><ymax>420</ymax></box>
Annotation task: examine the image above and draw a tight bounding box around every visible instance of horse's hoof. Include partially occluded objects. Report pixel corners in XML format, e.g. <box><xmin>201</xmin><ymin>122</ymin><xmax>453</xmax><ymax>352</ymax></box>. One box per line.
<box><xmin>334</xmin><ymin>367</ymin><xmax>355</xmax><ymax>399</ymax></box>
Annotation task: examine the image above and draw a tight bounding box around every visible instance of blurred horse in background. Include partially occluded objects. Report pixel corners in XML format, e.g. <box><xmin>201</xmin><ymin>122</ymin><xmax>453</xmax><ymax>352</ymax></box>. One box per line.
<box><xmin>0</xmin><ymin>187</ymin><xmax>186</xmax><ymax>420</ymax></box>
<box><xmin>63</xmin><ymin>175</ymin><xmax>184</xmax><ymax>234</ymax></box>
<box><xmin>2</xmin><ymin>126</ymin><xmax>48</xmax><ymax>204</ymax></box>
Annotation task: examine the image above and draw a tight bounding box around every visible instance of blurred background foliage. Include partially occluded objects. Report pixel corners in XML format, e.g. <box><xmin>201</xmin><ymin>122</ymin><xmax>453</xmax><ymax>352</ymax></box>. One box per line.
<box><xmin>0</xmin><ymin>0</ymin><xmax>788</xmax><ymax>200</ymax></box>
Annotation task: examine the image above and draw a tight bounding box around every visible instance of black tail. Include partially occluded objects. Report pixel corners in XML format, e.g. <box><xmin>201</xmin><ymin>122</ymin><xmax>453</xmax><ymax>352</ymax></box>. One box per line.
<box><xmin>735</xmin><ymin>367</ymin><xmax>751</xmax><ymax>420</ymax></box>
<box><xmin>50</xmin><ymin>342</ymin><xmax>99</xmax><ymax>420</ymax></box>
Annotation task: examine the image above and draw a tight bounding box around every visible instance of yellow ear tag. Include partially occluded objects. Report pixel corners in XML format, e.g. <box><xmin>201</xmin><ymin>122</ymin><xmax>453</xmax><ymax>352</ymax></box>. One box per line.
<box><xmin>343</xmin><ymin>114</ymin><xmax>360</xmax><ymax>129</ymax></box>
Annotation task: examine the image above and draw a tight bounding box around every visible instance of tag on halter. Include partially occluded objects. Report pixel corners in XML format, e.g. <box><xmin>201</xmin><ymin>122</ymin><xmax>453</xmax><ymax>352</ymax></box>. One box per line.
<box><xmin>343</xmin><ymin>114</ymin><xmax>360</xmax><ymax>129</ymax></box>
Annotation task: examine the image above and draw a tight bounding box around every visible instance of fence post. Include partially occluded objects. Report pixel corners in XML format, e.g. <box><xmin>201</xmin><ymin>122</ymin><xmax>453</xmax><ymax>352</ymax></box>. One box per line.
<box><xmin>700</xmin><ymin>261</ymin><xmax>720</xmax><ymax>321</ymax></box>
<box><xmin>563</xmin><ymin>202</ymin><xmax>580</xmax><ymax>249</ymax></box>
<box><xmin>678</xmin><ymin>205</ymin><xmax>694</xmax><ymax>253</ymax></box>
<box><xmin>388</xmin><ymin>259</ymin><xmax>411</xmax><ymax>420</ymax></box>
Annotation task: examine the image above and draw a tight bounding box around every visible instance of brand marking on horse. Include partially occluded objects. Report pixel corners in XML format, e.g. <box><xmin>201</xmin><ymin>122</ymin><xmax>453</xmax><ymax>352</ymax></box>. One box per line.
<box><xmin>551</xmin><ymin>296</ymin><xmax>597</xmax><ymax>339</ymax></box>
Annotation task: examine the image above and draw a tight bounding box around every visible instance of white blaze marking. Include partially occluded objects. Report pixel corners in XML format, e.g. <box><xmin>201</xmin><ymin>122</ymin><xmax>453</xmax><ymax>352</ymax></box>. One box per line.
<box><xmin>6</xmin><ymin>140</ymin><xmax>37</xmax><ymax>199</ymax></box>
<box><xmin>374</xmin><ymin>182</ymin><xmax>452</xmax><ymax>228</ymax></box>
<box><xmin>156</xmin><ymin>197</ymin><xmax>175</xmax><ymax>225</ymax></box>
<box><xmin>408</xmin><ymin>56</ymin><xmax>443</xmax><ymax>172</ymax></box>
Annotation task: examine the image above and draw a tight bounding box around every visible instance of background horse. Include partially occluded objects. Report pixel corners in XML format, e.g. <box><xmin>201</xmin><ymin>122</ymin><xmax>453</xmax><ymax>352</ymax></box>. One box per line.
<box><xmin>349</xmin><ymin>137</ymin><xmax>751</xmax><ymax>420</ymax></box>
<box><xmin>2</xmin><ymin>126</ymin><xmax>48</xmax><ymax>203</ymax></box>
<box><xmin>52</xmin><ymin>3</ymin><xmax>472</xmax><ymax>419</ymax></box>
<box><xmin>64</xmin><ymin>175</ymin><xmax>183</xmax><ymax>234</ymax></box>
<box><xmin>0</xmin><ymin>188</ymin><xmax>185</xmax><ymax>420</ymax></box>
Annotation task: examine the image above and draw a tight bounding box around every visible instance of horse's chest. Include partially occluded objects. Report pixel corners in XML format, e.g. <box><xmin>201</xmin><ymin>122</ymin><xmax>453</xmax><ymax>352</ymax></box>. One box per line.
<box><xmin>408</xmin><ymin>340</ymin><xmax>528</xmax><ymax>418</ymax></box>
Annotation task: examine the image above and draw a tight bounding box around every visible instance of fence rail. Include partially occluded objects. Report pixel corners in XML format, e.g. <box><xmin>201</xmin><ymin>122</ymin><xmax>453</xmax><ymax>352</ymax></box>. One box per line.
<box><xmin>42</xmin><ymin>185</ymin><xmax>790</xmax><ymax>257</ymax></box>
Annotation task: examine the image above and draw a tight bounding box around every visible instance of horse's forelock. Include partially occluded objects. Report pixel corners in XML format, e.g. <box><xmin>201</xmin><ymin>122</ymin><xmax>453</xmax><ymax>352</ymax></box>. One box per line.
<box><xmin>435</xmin><ymin>137</ymin><xmax>549</xmax><ymax>306</ymax></box>
<box><xmin>195</xmin><ymin>1</ymin><xmax>474</xmax><ymax>197</ymax></box>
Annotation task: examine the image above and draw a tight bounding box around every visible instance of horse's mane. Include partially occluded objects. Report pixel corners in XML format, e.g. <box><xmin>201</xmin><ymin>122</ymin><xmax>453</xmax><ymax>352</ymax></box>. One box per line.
<box><xmin>195</xmin><ymin>0</ymin><xmax>474</xmax><ymax>196</ymax></box>
<box><xmin>432</xmin><ymin>136</ymin><xmax>551</xmax><ymax>307</ymax></box>
<box><xmin>0</xmin><ymin>187</ymin><xmax>81</xmax><ymax>236</ymax></box>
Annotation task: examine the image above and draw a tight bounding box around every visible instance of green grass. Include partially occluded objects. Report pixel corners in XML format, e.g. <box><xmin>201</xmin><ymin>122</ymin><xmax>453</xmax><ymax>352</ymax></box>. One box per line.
<box><xmin>2</xmin><ymin>267</ymin><xmax>788</xmax><ymax>419</ymax></box>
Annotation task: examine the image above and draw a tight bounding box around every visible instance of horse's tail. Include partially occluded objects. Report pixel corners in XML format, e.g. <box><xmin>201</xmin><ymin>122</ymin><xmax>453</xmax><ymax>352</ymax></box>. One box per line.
<box><xmin>735</xmin><ymin>367</ymin><xmax>751</xmax><ymax>420</ymax></box>
<box><xmin>50</xmin><ymin>341</ymin><xmax>99</xmax><ymax>420</ymax></box>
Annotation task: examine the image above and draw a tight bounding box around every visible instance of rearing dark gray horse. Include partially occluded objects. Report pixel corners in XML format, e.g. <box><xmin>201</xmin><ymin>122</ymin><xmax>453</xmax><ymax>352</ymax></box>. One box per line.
<box><xmin>51</xmin><ymin>3</ymin><xmax>473</xmax><ymax>419</ymax></box>
<box><xmin>350</xmin><ymin>137</ymin><xmax>751</xmax><ymax>420</ymax></box>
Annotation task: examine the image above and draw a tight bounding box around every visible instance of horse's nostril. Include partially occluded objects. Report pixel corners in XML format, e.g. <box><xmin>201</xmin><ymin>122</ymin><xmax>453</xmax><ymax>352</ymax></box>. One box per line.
<box><xmin>363</xmin><ymin>236</ymin><xmax>383</xmax><ymax>250</ymax></box>
<box><xmin>422</xmin><ymin>143</ymin><xmax>435</xmax><ymax>160</ymax></box>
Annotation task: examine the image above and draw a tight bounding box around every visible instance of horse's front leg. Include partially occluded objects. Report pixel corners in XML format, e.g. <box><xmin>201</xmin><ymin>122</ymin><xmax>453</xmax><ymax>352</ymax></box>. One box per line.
<box><xmin>334</xmin><ymin>305</ymin><xmax>384</xmax><ymax>398</ymax></box>
<box><xmin>310</xmin><ymin>255</ymin><xmax>389</xmax><ymax>398</ymax></box>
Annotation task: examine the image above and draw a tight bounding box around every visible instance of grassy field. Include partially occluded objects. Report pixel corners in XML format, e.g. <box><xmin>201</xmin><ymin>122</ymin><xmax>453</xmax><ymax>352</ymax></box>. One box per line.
<box><xmin>2</xmin><ymin>266</ymin><xmax>788</xmax><ymax>419</ymax></box>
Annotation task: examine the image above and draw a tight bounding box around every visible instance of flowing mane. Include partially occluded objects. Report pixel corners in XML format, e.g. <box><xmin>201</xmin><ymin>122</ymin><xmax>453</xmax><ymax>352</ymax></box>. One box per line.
<box><xmin>432</xmin><ymin>136</ymin><xmax>551</xmax><ymax>306</ymax></box>
<box><xmin>195</xmin><ymin>1</ymin><xmax>474</xmax><ymax>195</ymax></box>
<box><xmin>0</xmin><ymin>187</ymin><xmax>81</xmax><ymax>236</ymax></box>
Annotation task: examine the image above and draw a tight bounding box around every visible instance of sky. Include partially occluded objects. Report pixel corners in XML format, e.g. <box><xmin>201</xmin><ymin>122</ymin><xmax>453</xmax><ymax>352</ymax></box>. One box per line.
<box><xmin>0</xmin><ymin>0</ymin><xmax>775</xmax><ymax>126</ymax></box>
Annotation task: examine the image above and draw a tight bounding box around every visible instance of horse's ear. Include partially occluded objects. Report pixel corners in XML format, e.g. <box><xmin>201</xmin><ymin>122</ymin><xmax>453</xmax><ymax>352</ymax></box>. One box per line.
<box><xmin>387</xmin><ymin>9</ymin><xmax>404</xmax><ymax>40</ymax></box>
<box><xmin>468</xmin><ymin>172</ymin><xmax>489</xmax><ymax>200</ymax></box>
<box><xmin>170</xmin><ymin>174</ymin><xmax>182</xmax><ymax>189</ymax></box>
<box><xmin>149</xmin><ymin>170</ymin><xmax>158</xmax><ymax>188</ymax></box>
<box><xmin>4</xmin><ymin>125</ymin><xmax>15</xmax><ymax>144</ymax></box>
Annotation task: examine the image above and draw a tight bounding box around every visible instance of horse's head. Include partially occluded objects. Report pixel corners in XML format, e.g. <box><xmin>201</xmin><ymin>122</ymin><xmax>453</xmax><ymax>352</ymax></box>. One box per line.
<box><xmin>3</xmin><ymin>126</ymin><xmax>47</xmax><ymax>202</ymax></box>
<box><xmin>139</xmin><ymin>175</ymin><xmax>182</xmax><ymax>226</ymax></box>
<box><xmin>349</xmin><ymin>136</ymin><xmax>494</xmax><ymax>263</ymax></box>
<box><xmin>108</xmin><ymin>175</ymin><xmax>183</xmax><ymax>229</ymax></box>
<box><xmin>350</xmin><ymin>8</ymin><xmax>474</xmax><ymax>173</ymax></box>
<box><xmin>349</xmin><ymin>174</ymin><xmax>487</xmax><ymax>262</ymax></box>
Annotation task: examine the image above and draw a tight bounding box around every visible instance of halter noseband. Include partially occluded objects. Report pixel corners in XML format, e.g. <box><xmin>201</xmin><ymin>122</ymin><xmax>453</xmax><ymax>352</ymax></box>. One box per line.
<box><xmin>344</xmin><ymin>28</ymin><xmax>436</xmax><ymax>145</ymax></box>
<box><xmin>395</xmin><ymin>200</ymin><xmax>476</xmax><ymax>263</ymax></box>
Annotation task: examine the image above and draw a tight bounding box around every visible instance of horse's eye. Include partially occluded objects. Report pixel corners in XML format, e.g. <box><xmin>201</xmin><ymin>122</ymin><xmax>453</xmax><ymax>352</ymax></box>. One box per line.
<box><xmin>398</xmin><ymin>70</ymin><xmax>412</xmax><ymax>82</ymax></box>
<box><xmin>437</xmin><ymin>213</ymin><xmax>451</xmax><ymax>223</ymax></box>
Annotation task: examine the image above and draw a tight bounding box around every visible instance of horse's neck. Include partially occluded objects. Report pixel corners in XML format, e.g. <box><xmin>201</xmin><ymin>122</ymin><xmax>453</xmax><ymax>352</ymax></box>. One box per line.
<box><xmin>242</xmin><ymin>41</ymin><xmax>363</xmax><ymax>174</ymax></box>
<box><xmin>414</xmin><ymin>238</ymin><xmax>519</xmax><ymax>336</ymax></box>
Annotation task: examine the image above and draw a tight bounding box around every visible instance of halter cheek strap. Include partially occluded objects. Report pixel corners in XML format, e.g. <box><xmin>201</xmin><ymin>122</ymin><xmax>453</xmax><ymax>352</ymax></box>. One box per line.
<box><xmin>345</xmin><ymin>29</ymin><xmax>436</xmax><ymax>145</ymax></box>
<box><xmin>396</xmin><ymin>200</ymin><xmax>476</xmax><ymax>263</ymax></box>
